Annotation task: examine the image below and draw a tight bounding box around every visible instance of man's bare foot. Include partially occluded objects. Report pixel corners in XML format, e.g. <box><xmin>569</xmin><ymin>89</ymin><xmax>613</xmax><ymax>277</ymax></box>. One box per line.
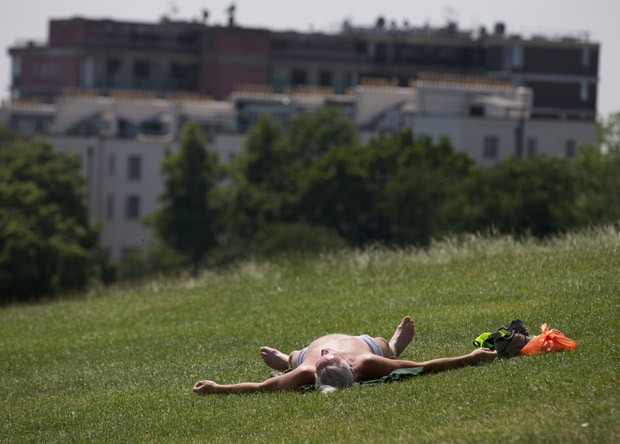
<box><xmin>388</xmin><ymin>316</ymin><xmax>415</xmax><ymax>357</ymax></box>
<box><xmin>260</xmin><ymin>346</ymin><xmax>289</xmax><ymax>370</ymax></box>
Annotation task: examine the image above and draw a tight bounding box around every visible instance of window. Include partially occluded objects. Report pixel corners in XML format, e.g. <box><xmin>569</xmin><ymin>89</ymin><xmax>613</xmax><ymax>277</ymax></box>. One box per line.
<box><xmin>292</xmin><ymin>69</ymin><xmax>307</xmax><ymax>85</ymax></box>
<box><xmin>366</xmin><ymin>42</ymin><xmax>376</xmax><ymax>59</ymax></box>
<box><xmin>512</xmin><ymin>45</ymin><xmax>524</xmax><ymax>68</ymax></box>
<box><xmin>503</xmin><ymin>45</ymin><xmax>523</xmax><ymax>69</ymax></box>
<box><xmin>346</xmin><ymin>72</ymin><xmax>354</xmax><ymax>87</ymax></box>
<box><xmin>527</xmin><ymin>138</ymin><xmax>538</xmax><ymax>158</ymax></box>
<box><xmin>319</xmin><ymin>70</ymin><xmax>332</xmax><ymax>87</ymax></box>
<box><xmin>33</xmin><ymin>61</ymin><xmax>63</xmax><ymax>78</ymax></box>
<box><xmin>125</xmin><ymin>195</ymin><xmax>141</xmax><ymax>220</ymax></box>
<box><xmin>118</xmin><ymin>118</ymin><xmax>137</xmax><ymax>139</ymax></box>
<box><xmin>106</xmin><ymin>59</ymin><xmax>121</xmax><ymax>76</ymax></box>
<box><xmin>170</xmin><ymin>63</ymin><xmax>193</xmax><ymax>80</ymax></box>
<box><xmin>483</xmin><ymin>136</ymin><xmax>499</xmax><ymax>159</ymax></box>
<box><xmin>133</xmin><ymin>60</ymin><xmax>150</xmax><ymax>77</ymax></box>
<box><xmin>140</xmin><ymin>120</ymin><xmax>169</xmax><ymax>136</ymax></box>
<box><xmin>375</xmin><ymin>44</ymin><xmax>387</xmax><ymax>62</ymax></box>
<box><xmin>127</xmin><ymin>155</ymin><xmax>142</xmax><ymax>181</ymax></box>
<box><xmin>582</xmin><ymin>48</ymin><xmax>591</xmax><ymax>68</ymax></box>
<box><xmin>565</xmin><ymin>139</ymin><xmax>576</xmax><ymax>158</ymax></box>
<box><xmin>580</xmin><ymin>82</ymin><xmax>589</xmax><ymax>102</ymax></box>
<box><xmin>108</xmin><ymin>154</ymin><xmax>116</xmax><ymax>176</ymax></box>
<box><xmin>106</xmin><ymin>194</ymin><xmax>115</xmax><ymax>220</ymax></box>
<box><xmin>469</xmin><ymin>105</ymin><xmax>485</xmax><ymax>116</ymax></box>
<box><xmin>12</xmin><ymin>57</ymin><xmax>21</xmax><ymax>76</ymax></box>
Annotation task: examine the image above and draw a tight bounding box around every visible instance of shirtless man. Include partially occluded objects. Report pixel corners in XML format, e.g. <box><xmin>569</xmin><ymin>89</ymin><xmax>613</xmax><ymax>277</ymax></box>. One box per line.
<box><xmin>193</xmin><ymin>316</ymin><xmax>497</xmax><ymax>394</ymax></box>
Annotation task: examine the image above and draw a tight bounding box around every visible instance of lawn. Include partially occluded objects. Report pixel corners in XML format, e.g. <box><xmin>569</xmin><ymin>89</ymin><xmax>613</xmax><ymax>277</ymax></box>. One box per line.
<box><xmin>1</xmin><ymin>227</ymin><xmax>619</xmax><ymax>443</ymax></box>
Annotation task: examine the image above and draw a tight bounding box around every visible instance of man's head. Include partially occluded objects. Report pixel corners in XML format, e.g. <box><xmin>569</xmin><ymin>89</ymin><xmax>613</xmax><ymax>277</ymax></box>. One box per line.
<box><xmin>315</xmin><ymin>349</ymin><xmax>354</xmax><ymax>393</ymax></box>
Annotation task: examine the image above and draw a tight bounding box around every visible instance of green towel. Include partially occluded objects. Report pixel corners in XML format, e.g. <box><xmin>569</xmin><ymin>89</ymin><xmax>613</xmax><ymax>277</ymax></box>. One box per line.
<box><xmin>299</xmin><ymin>367</ymin><xmax>425</xmax><ymax>393</ymax></box>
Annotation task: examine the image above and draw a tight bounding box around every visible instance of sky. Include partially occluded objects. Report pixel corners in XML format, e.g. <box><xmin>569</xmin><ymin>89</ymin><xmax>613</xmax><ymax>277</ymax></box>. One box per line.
<box><xmin>0</xmin><ymin>0</ymin><xmax>618</xmax><ymax>118</ymax></box>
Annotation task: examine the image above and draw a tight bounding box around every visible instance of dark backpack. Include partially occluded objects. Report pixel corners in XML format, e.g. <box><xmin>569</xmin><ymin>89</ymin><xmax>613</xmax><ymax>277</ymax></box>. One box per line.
<box><xmin>473</xmin><ymin>319</ymin><xmax>531</xmax><ymax>358</ymax></box>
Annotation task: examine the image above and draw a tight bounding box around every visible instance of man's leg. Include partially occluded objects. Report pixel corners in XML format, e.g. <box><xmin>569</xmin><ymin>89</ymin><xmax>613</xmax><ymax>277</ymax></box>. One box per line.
<box><xmin>260</xmin><ymin>346</ymin><xmax>290</xmax><ymax>371</ymax></box>
<box><xmin>373</xmin><ymin>316</ymin><xmax>415</xmax><ymax>358</ymax></box>
<box><xmin>386</xmin><ymin>316</ymin><xmax>415</xmax><ymax>358</ymax></box>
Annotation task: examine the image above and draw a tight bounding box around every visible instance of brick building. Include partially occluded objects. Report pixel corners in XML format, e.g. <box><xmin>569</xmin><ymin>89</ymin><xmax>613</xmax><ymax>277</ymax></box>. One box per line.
<box><xmin>9</xmin><ymin>16</ymin><xmax>598</xmax><ymax>120</ymax></box>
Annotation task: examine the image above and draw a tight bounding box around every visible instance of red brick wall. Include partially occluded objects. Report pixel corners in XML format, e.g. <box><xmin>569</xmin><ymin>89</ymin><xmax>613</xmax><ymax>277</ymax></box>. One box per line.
<box><xmin>20</xmin><ymin>57</ymin><xmax>80</xmax><ymax>87</ymax></box>
<box><xmin>199</xmin><ymin>29</ymin><xmax>271</xmax><ymax>99</ymax></box>
<box><xmin>213</xmin><ymin>32</ymin><xmax>270</xmax><ymax>54</ymax></box>
<box><xmin>202</xmin><ymin>66</ymin><xmax>270</xmax><ymax>99</ymax></box>
<box><xmin>49</xmin><ymin>20</ymin><xmax>88</xmax><ymax>46</ymax></box>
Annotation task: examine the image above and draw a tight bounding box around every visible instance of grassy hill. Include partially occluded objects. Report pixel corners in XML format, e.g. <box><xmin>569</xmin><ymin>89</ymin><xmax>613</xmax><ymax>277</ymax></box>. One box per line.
<box><xmin>1</xmin><ymin>227</ymin><xmax>619</xmax><ymax>443</ymax></box>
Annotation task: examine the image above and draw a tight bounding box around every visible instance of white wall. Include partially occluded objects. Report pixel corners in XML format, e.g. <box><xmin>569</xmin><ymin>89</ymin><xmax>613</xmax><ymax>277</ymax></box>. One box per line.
<box><xmin>410</xmin><ymin>116</ymin><xmax>596</xmax><ymax>165</ymax></box>
<box><xmin>525</xmin><ymin>119</ymin><xmax>596</xmax><ymax>157</ymax></box>
<box><xmin>355</xmin><ymin>86</ymin><xmax>412</xmax><ymax>126</ymax></box>
<box><xmin>50</xmin><ymin>132</ymin><xmax>246</xmax><ymax>261</ymax></box>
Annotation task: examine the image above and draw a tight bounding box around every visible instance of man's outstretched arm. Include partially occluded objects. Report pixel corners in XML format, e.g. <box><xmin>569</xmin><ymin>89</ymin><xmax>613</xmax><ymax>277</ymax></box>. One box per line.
<box><xmin>355</xmin><ymin>348</ymin><xmax>497</xmax><ymax>381</ymax></box>
<box><xmin>193</xmin><ymin>365</ymin><xmax>316</xmax><ymax>394</ymax></box>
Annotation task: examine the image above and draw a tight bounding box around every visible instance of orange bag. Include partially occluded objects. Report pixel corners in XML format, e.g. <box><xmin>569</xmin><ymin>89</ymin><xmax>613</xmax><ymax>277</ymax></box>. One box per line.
<box><xmin>520</xmin><ymin>323</ymin><xmax>577</xmax><ymax>355</ymax></box>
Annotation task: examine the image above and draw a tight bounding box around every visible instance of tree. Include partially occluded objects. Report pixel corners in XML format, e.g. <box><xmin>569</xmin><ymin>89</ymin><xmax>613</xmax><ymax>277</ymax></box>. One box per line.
<box><xmin>0</xmin><ymin>139</ymin><xmax>103</xmax><ymax>302</ymax></box>
<box><xmin>287</xmin><ymin>107</ymin><xmax>358</xmax><ymax>164</ymax></box>
<box><xmin>465</xmin><ymin>156</ymin><xmax>580</xmax><ymax>238</ymax></box>
<box><xmin>0</xmin><ymin>125</ymin><xmax>22</xmax><ymax>147</ymax></box>
<box><xmin>149</xmin><ymin>123</ymin><xmax>220</xmax><ymax>272</ymax></box>
<box><xmin>297</xmin><ymin>143</ymin><xmax>371</xmax><ymax>244</ymax></box>
<box><xmin>381</xmin><ymin>136</ymin><xmax>475</xmax><ymax>245</ymax></box>
<box><xmin>223</xmin><ymin>114</ymin><xmax>292</xmax><ymax>243</ymax></box>
<box><xmin>217</xmin><ymin>109</ymin><xmax>359</xmax><ymax>261</ymax></box>
<box><xmin>572</xmin><ymin>112</ymin><xmax>620</xmax><ymax>226</ymax></box>
<box><xmin>597</xmin><ymin>111</ymin><xmax>620</xmax><ymax>154</ymax></box>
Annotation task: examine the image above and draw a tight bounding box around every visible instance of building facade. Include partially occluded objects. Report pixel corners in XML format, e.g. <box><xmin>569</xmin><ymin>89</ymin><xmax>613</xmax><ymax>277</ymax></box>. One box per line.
<box><xmin>2</xmin><ymin>15</ymin><xmax>600</xmax><ymax>261</ymax></box>
<box><xmin>9</xmin><ymin>16</ymin><xmax>599</xmax><ymax>121</ymax></box>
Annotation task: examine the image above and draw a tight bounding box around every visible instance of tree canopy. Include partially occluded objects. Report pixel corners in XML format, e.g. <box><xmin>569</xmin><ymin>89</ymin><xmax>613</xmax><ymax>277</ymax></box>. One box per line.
<box><xmin>5</xmin><ymin>106</ymin><xmax>620</xmax><ymax>296</ymax></box>
<box><xmin>0</xmin><ymin>139</ymin><xmax>103</xmax><ymax>302</ymax></box>
<box><xmin>148</xmin><ymin>123</ymin><xmax>220</xmax><ymax>272</ymax></box>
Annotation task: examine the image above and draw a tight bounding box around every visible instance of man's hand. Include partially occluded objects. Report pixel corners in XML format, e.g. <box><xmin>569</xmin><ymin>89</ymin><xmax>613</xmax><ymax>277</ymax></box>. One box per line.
<box><xmin>469</xmin><ymin>347</ymin><xmax>498</xmax><ymax>362</ymax></box>
<box><xmin>193</xmin><ymin>380</ymin><xmax>219</xmax><ymax>394</ymax></box>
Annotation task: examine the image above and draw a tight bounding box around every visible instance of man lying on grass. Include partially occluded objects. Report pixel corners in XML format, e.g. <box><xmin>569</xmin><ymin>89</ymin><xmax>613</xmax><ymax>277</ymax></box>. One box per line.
<box><xmin>193</xmin><ymin>316</ymin><xmax>497</xmax><ymax>394</ymax></box>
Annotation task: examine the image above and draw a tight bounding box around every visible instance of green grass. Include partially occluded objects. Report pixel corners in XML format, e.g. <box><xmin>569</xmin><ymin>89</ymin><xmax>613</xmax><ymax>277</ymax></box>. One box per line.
<box><xmin>1</xmin><ymin>227</ymin><xmax>619</xmax><ymax>443</ymax></box>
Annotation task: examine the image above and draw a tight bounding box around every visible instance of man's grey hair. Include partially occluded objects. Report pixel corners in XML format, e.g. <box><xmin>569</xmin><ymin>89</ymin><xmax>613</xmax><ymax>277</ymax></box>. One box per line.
<box><xmin>315</xmin><ymin>359</ymin><xmax>354</xmax><ymax>394</ymax></box>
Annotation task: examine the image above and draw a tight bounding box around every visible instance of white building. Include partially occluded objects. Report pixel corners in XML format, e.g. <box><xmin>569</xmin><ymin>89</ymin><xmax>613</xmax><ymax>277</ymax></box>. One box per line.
<box><xmin>0</xmin><ymin>76</ymin><xmax>596</xmax><ymax>261</ymax></box>
<box><xmin>1</xmin><ymin>93</ymin><xmax>242</xmax><ymax>260</ymax></box>
<box><xmin>355</xmin><ymin>73</ymin><xmax>595</xmax><ymax>165</ymax></box>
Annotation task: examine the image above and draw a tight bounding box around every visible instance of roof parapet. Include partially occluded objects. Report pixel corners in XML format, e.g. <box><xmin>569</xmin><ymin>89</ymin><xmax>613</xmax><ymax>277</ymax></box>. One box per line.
<box><xmin>415</xmin><ymin>72</ymin><xmax>514</xmax><ymax>89</ymax></box>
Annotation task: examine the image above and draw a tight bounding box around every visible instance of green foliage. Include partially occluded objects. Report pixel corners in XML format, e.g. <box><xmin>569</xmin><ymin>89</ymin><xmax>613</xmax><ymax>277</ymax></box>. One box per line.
<box><xmin>1</xmin><ymin>228</ymin><xmax>618</xmax><ymax>442</ymax></box>
<box><xmin>0</xmin><ymin>125</ymin><xmax>23</xmax><ymax>147</ymax></box>
<box><xmin>0</xmin><ymin>140</ymin><xmax>102</xmax><ymax>302</ymax></box>
<box><xmin>249</xmin><ymin>222</ymin><xmax>349</xmax><ymax>257</ymax></box>
<box><xmin>223</xmin><ymin>108</ymin><xmax>360</xmax><ymax>250</ymax></box>
<box><xmin>572</xmin><ymin>147</ymin><xmax>620</xmax><ymax>225</ymax></box>
<box><xmin>223</xmin><ymin>114</ymin><xmax>292</xmax><ymax>242</ymax></box>
<box><xmin>287</xmin><ymin>106</ymin><xmax>358</xmax><ymax>164</ymax></box>
<box><xmin>381</xmin><ymin>136</ymin><xmax>475</xmax><ymax>245</ymax></box>
<box><xmin>149</xmin><ymin>123</ymin><xmax>220</xmax><ymax>272</ymax></box>
<box><xmin>116</xmin><ymin>241</ymin><xmax>189</xmax><ymax>281</ymax></box>
<box><xmin>221</xmin><ymin>108</ymin><xmax>620</xmax><ymax>260</ymax></box>
<box><xmin>298</xmin><ymin>143</ymin><xmax>375</xmax><ymax>244</ymax></box>
<box><xmin>236</xmin><ymin>113</ymin><xmax>291</xmax><ymax>188</ymax></box>
<box><xmin>464</xmin><ymin>156</ymin><xmax>581</xmax><ymax>237</ymax></box>
<box><xmin>597</xmin><ymin>111</ymin><xmax>620</xmax><ymax>154</ymax></box>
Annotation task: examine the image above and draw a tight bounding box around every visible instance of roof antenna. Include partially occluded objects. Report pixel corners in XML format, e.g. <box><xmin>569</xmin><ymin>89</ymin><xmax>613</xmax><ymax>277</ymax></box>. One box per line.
<box><xmin>443</xmin><ymin>5</ymin><xmax>459</xmax><ymax>25</ymax></box>
<box><xmin>169</xmin><ymin>1</ymin><xmax>180</xmax><ymax>19</ymax></box>
<box><xmin>226</xmin><ymin>3</ymin><xmax>236</xmax><ymax>27</ymax></box>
